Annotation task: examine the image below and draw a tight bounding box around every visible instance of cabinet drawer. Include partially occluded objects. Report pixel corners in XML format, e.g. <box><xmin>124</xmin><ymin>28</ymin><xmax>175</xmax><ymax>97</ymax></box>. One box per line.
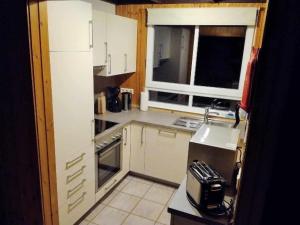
<box><xmin>56</xmin><ymin>153</ymin><xmax>95</xmax><ymax>206</ymax></box>
<box><xmin>59</xmin><ymin>181</ymin><xmax>95</xmax><ymax>225</ymax></box>
<box><xmin>95</xmin><ymin>171</ymin><xmax>123</xmax><ymax>202</ymax></box>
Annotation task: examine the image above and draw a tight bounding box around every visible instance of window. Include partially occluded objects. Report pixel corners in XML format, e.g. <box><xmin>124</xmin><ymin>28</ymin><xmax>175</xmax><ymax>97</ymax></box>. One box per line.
<box><xmin>194</xmin><ymin>26</ymin><xmax>246</xmax><ymax>90</ymax></box>
<box><xmin>145</xmin><ymin>9</ymin><xmax>256</xmax><ymax>115</ymax></box>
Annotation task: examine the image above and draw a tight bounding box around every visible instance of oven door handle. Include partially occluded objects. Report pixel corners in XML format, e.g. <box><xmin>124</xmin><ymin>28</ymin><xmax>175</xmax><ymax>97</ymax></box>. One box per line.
<box><xmin>97</xmin><ymin>140</ymin><xmax>122</xmax><ymax>157</ymax></box>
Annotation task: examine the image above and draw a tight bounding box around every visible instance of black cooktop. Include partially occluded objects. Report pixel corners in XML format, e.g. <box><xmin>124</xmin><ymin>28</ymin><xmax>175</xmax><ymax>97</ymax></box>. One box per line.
<box><xmin>95</xmin><ymin>119</ymin><xmax>119</xmax><ymax>136</ymax></box>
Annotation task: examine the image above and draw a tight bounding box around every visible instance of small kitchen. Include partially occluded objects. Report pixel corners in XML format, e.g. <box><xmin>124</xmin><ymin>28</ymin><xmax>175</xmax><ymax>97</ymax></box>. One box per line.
<box><xmin>41</xmin><ymin>0</ymin><xmax>269</xmax><ymax>225</ymax></box>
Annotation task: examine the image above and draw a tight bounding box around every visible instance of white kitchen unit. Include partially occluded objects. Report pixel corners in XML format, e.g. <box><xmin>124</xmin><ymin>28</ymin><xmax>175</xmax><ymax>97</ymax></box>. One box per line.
<box><xmin>145</xmin><ymin>126</ymin><xmax>192</xmax><ymax>184</ymax></box>
<box><xmin>130</xmin><ymin>123</ymin><xmax>192</xmax><ymax>184</ymax></box>
<box><xmin>93</xmin><ymin>11</ymin><xmax>137</xmax><ymax>75</ymax></box>
<box><xmin>92</xmin><ymin>10</ymin><xmax>107</xmax><ymax>66</ymax></box>
<box><xmin>47</xmin><ymin>1</ymin><xmax>95</xmax><ymax>225</ymax></box>
<box><xmin>130</xmin><ymin>123</ymin><xmax>146</xmax><ymax>174</ymax></box>
<box><xmin>47</xmin><ymin>1</ymin><xmax>93</xmax><ymax>52</ymax></box>
<box><xmin>122</xmin><ymin>125</ymin><xmax>131</xmax><ymax>175</ymax></box>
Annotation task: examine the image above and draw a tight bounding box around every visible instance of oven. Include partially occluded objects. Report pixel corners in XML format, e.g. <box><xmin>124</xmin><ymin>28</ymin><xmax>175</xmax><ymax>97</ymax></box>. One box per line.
<box><xmin>95</xmin><ymin>129</ymin><xmax>122</xmax><ymax>191</ymax></box>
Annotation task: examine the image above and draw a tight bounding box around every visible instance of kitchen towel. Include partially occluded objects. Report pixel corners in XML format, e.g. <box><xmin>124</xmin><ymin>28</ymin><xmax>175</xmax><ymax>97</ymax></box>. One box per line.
<box><xmin>240</xmin><ymin>47</ymin><xmax>260</xmax><ymax>112</ymax></box>
<box><xmin>140</xmin><ymin>91</ymin><xmax>148</xmax><ymax>111</ymax></box>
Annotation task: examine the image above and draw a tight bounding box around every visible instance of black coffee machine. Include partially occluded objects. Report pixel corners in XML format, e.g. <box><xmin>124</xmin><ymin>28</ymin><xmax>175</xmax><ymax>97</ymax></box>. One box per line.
<box><xmin>106</xmin><ymin>87</ymin><xmax>122</xmax><ymax>112</ymax></box>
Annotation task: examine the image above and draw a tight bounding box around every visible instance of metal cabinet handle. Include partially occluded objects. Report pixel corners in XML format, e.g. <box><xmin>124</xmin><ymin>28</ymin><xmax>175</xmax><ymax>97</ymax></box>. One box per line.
<box><xmin>108</xmin><ymin>54</ymin><xmax>112</xmax><ymax>74</ymax></box>
<box><xmin>124</xmin><ymin>53</ymin><xmax>128</xmax><ymax>72</ymax></box>
<box><xmin>159</xmin><ymin>130</ymin><xmax>177</xmax><ymax>138</ymax></box>
<box><xmin>89</xmin><ymin>20</ymin><xmax>93</xmax><ymax>48</ymax></box>
<box><xmin>66</xmin><ymin>165</ymin><xmax>86</xmax><ymax>184</ymax></box>
<box><xmin>105</xmin><ymin>179</ymin><xmax>117</xmax><ymax>191</ymax></box>
<box><xmin>124</xmin><ymin>127</ymin><xmax>128</xmax><ymax>146</ymax></box>
<box><xmin>67</xmin><ymin>179</ymin><xmax>86</xmax><ymax>199</ymax></box>
<box><xmin>68</xmin><ymin>192</ymin><xmax>86</xmax><ymax>213</ymax></box>
<box><xmin>104</xmin><ymin>42</ymin><xmax>108</xmax><ymax>63</ymax></box>
<box><xmin>66</xmin><ymin>153</ymin><xmax>86</xmax><ymax>170</ymax></box>
<box><xmin>141</xmin><ymin>126</ymin><xmax>145</xmax><ymax>145</ymax></box>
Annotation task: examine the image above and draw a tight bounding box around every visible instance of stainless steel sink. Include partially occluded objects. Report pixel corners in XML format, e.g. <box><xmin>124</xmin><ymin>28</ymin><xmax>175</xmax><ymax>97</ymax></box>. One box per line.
<box><xmin>173</xmin><ymin>117</ymin><xmax>203</xmax><ymax>129</ymax></box>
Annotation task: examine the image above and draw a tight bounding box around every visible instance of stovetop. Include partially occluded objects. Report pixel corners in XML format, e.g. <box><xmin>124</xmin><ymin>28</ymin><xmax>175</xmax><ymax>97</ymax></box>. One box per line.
<box><xmin>95</xmin><ymin>119</ymin><xmax>119</xmax><ymax>136</ymax></box>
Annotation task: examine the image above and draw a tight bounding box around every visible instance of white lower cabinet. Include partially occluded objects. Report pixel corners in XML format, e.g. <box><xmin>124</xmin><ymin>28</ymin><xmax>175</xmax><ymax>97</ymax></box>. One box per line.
<box><xmin>130</xmin><ymin>123</ymin><xmax>146</xmax><ymax>174</ymax></box>
<box><xmin>129</xmin><ymin>123</ymin><xmax>192</xmax><ymax>184</ymax></box>
<box><xmin>145</xmin><ymin>126</ymin><xmax>192</xmax><ymax>184</ymax></box>
<box><xmin>122</xmin><ymin>125</ymin><xmax>131</xmax><ymax>175</ymax></box>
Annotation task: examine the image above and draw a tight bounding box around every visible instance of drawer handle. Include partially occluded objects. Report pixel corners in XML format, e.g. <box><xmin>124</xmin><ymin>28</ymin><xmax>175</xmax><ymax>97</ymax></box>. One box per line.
<box><xmin>66</xmin><ymin>153</ymin><xmax>86</xmax><ymax>170</ymax></box>
<box><xmin>67</xmin><ymin>192</ymin><xmax>86</xmax><ymax>213</ymax></box>
<box><xmin>159</xmin><ymin>130</ymin><xmax>177</xmax><ymax>138</ymax></box>
<box><xmin>67</xmin><ymin>179</ymin><xmax>86</xmax><ymax>199</ymax></box>
<box><xmin>66</xmin><ymin>166</ymin><xmax>86</xmax><ymax>184</ymax></box>
<box><xmin>104</xmin><ymin>179</ymin><xmax>117</xmax><ymax>191</ymax></box>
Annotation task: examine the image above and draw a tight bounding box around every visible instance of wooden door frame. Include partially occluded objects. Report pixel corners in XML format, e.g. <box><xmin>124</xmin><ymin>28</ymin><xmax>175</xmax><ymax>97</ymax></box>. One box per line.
<box><xmin>27</xmin><ymin>1</ymin><xmax>58</xmax><ymax>225</ymax></box>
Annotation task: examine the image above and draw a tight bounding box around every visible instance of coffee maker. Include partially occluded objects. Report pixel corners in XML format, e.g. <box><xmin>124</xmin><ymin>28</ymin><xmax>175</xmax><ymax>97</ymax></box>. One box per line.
<box><xmin>106</xmin><ymin>87</ymin><xmax>122</xmax><ymax>112</ymax></box>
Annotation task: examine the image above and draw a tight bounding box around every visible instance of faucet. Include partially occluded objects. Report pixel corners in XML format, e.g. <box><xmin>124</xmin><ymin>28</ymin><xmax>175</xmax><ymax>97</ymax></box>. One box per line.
<box><xmin>204</xmin><ymin>107</ymin><xmax>220</xmax><ymax>124</ymax></box>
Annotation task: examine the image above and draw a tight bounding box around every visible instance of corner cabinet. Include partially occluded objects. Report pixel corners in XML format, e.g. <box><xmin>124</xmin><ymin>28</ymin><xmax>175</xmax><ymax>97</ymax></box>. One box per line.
<box><xmin>145</xmin><ymin>126</ymin><xmax>192</xmax><ymax>184</ymax></box>
<box><xmin>130</xmin><ymin>123</ymin><xmax>192</xmax><ymax>184</ymax></box>
<box><xmin>47</xmin><ymin>1</ymin><xmax>95</xmax><ymax>225</ymax></box>
<box><xmin>93</xmin><ymin>11</ymin><xmax>137</xmax><ymax>76</ymax></box>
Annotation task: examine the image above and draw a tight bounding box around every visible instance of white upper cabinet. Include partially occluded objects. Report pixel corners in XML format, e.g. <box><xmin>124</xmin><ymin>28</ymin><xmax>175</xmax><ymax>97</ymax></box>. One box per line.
<box><xmin>93</xmin><ymin>11</ymin><xmax>137</xmax><ymax>76</ymax></box>
<box><xmin>93</xmin><ymin>10</ymin><xmax>107</xmax><ymax>66</ymax></box>
<box><xmin>47</xmin><ymin>1</ymin><xmax>92</xmax><ymax>52</ymax></box>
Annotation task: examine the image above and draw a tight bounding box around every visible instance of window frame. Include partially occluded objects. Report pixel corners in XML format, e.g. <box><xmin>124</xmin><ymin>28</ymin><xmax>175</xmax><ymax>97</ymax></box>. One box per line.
<box><xmin>145</xmin><ymin>25</ymin><xmax>255</xmax><ymax>114</ymax></box>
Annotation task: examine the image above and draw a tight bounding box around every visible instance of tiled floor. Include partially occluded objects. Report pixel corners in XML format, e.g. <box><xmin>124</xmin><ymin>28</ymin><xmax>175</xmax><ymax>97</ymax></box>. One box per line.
<box><xmin>79</xmin><ymin>176</ymin><xmax>177</xmax><ymax>225</ymax></box>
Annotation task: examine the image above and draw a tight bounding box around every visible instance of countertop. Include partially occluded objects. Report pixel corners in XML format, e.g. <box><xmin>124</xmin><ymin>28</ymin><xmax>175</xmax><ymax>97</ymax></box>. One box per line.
<box><xmin>94</xmin><ymin>109</ymin><xmax>200</xmax><ymax>139</ymax></box>
<box><xmin>168</xmin><ymin>176</ymin><xmax>233</xmax><ymax>225</ymax></box>
<box><xmin>190</xmin><ymin>124</ymin><xmax>240</xmax><ymax>151</ymax></box>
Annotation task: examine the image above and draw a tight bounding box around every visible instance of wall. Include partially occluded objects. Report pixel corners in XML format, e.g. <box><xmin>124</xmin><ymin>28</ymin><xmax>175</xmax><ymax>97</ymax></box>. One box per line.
<box><xmin>116</xmin><ymin>2</ymin><xmax>268</xmax><ymax>106</ymax></box>
<box><xmin>82</xmin><ymin>0</ymin><xmax>115</xmax><ymax>13</ymax></box>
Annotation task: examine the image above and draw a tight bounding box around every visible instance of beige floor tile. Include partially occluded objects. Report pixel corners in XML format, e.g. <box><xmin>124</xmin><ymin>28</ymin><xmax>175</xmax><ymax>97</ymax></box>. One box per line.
<box><xmin>108</xmin><ymin>192</ymin><xmax>140</xmax><ymax>212</ymax></box>
<box><xmin>144</xmin><ymin>185</ymin><xmax>174</xmax><ymax>205</ymax></box>
<box><xmin>122</xmin><ymin>215</ymin><xmax>155</xmax><ymax>225</ymax></box>
<box><xmin>92</xmin><ymin>206</ymin><xmax>128</xmax><ymax>225</ymax></box>
<box><xmin>132</xmin><ymin>199</ymin><xmax>164</xmax><ymax>221</ymax></box>
<box><xmin>121</xmin><ymin>180</ymin><xmax>151</xmax><ymax>197</ymax></box>
<box><xmin>116</xmin><ymin>178</ymin><xmax>130</xmax><ymax>191</ymax></box>
<box><xmin>85</xmin><ymin>204</ymin><xmax>105</xmax><ymax>221</ymax></box>
<box><xmin>102</xmin><ymin>189</ymin><xmax>119</xmax><ymax>205</ymax></box>
<box><xmin>131</xmin><ymin>176</ymin><xmax>155</xmax><ymax>186</ymax></box>
<box><xmin>157</xmin><ymin>207</ymin><xmax>171</xmax><ymax>225</ymax></box>
<box><xmin>155</xmin><ymin>223</ymin><xmax>165</xmax><ymax>225</ymax></box>
<box><xmin>78</xmin><ymin>220</ymin><xmax>90</xmax><ymax>225</ymax></box>
<box><xmin>153</xmin><ymin>183</ymin><xmax>176</xmax><ymax>192</ymax></box>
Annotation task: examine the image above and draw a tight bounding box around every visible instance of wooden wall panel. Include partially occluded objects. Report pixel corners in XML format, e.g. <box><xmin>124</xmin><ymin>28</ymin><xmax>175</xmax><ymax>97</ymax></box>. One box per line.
<box><xmin>116</xmin><ymin>2</ymin><xmax>268</xmax><ymax>106</ymax></box>
<box><xmin>28</xmin><ymin>1</ymin><xmax>59</xmax><ymax>225</ymax></box>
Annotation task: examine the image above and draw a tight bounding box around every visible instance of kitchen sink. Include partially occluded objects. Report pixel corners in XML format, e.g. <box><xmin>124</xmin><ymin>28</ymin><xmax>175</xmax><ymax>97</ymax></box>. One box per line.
<box><xmin>173</xmin><ymin>117</ymin><xmax>203</xmax><ymax>129</ymax></box>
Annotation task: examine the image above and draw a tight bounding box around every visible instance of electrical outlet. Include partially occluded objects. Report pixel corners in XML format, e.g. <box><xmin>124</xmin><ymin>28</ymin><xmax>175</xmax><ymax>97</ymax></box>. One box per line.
<box><xmin>120</xmin><ymin>88</ymin><xmax>134</xmax><ymax>94</ymax></box>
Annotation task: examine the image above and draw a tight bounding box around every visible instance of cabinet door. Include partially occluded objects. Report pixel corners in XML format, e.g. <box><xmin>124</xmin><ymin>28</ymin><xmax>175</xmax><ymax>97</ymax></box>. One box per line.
<box><xmin>47</xmin><ymin>1</ymin><xmax>92</xmax><ymax>52</ymax></box>
<box><xmin>145</xmin><ymin>126</ymin><xmax>191</xmax><ymax>184</ymax></box>
<box><xmin>122</xmin><ymin>125</ymin><xmax>131</xmax><ymax>174</ymax></box>
<box><xmin>106</xmin><ymin>14</ymin><xmax>126</xmax><ymax>76</ymax></box>
<box><xmin>130</xmin><ymin>123</ymin><xmax>146</xmax><ymax>174</ymax></box>
<box><xmin>50</xmin><ymin>52</ymin><xmax>94</xmax><ymax>156</ymax></box>
<box><xmin>93</xmin><ymin>10</ymin><xmax>107</xmax><ymax>66</ymax></box>
<box><xmin>123</xmin><ymin>18</ymin><xmax>137</xmax><ymax>73</ymax></box>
